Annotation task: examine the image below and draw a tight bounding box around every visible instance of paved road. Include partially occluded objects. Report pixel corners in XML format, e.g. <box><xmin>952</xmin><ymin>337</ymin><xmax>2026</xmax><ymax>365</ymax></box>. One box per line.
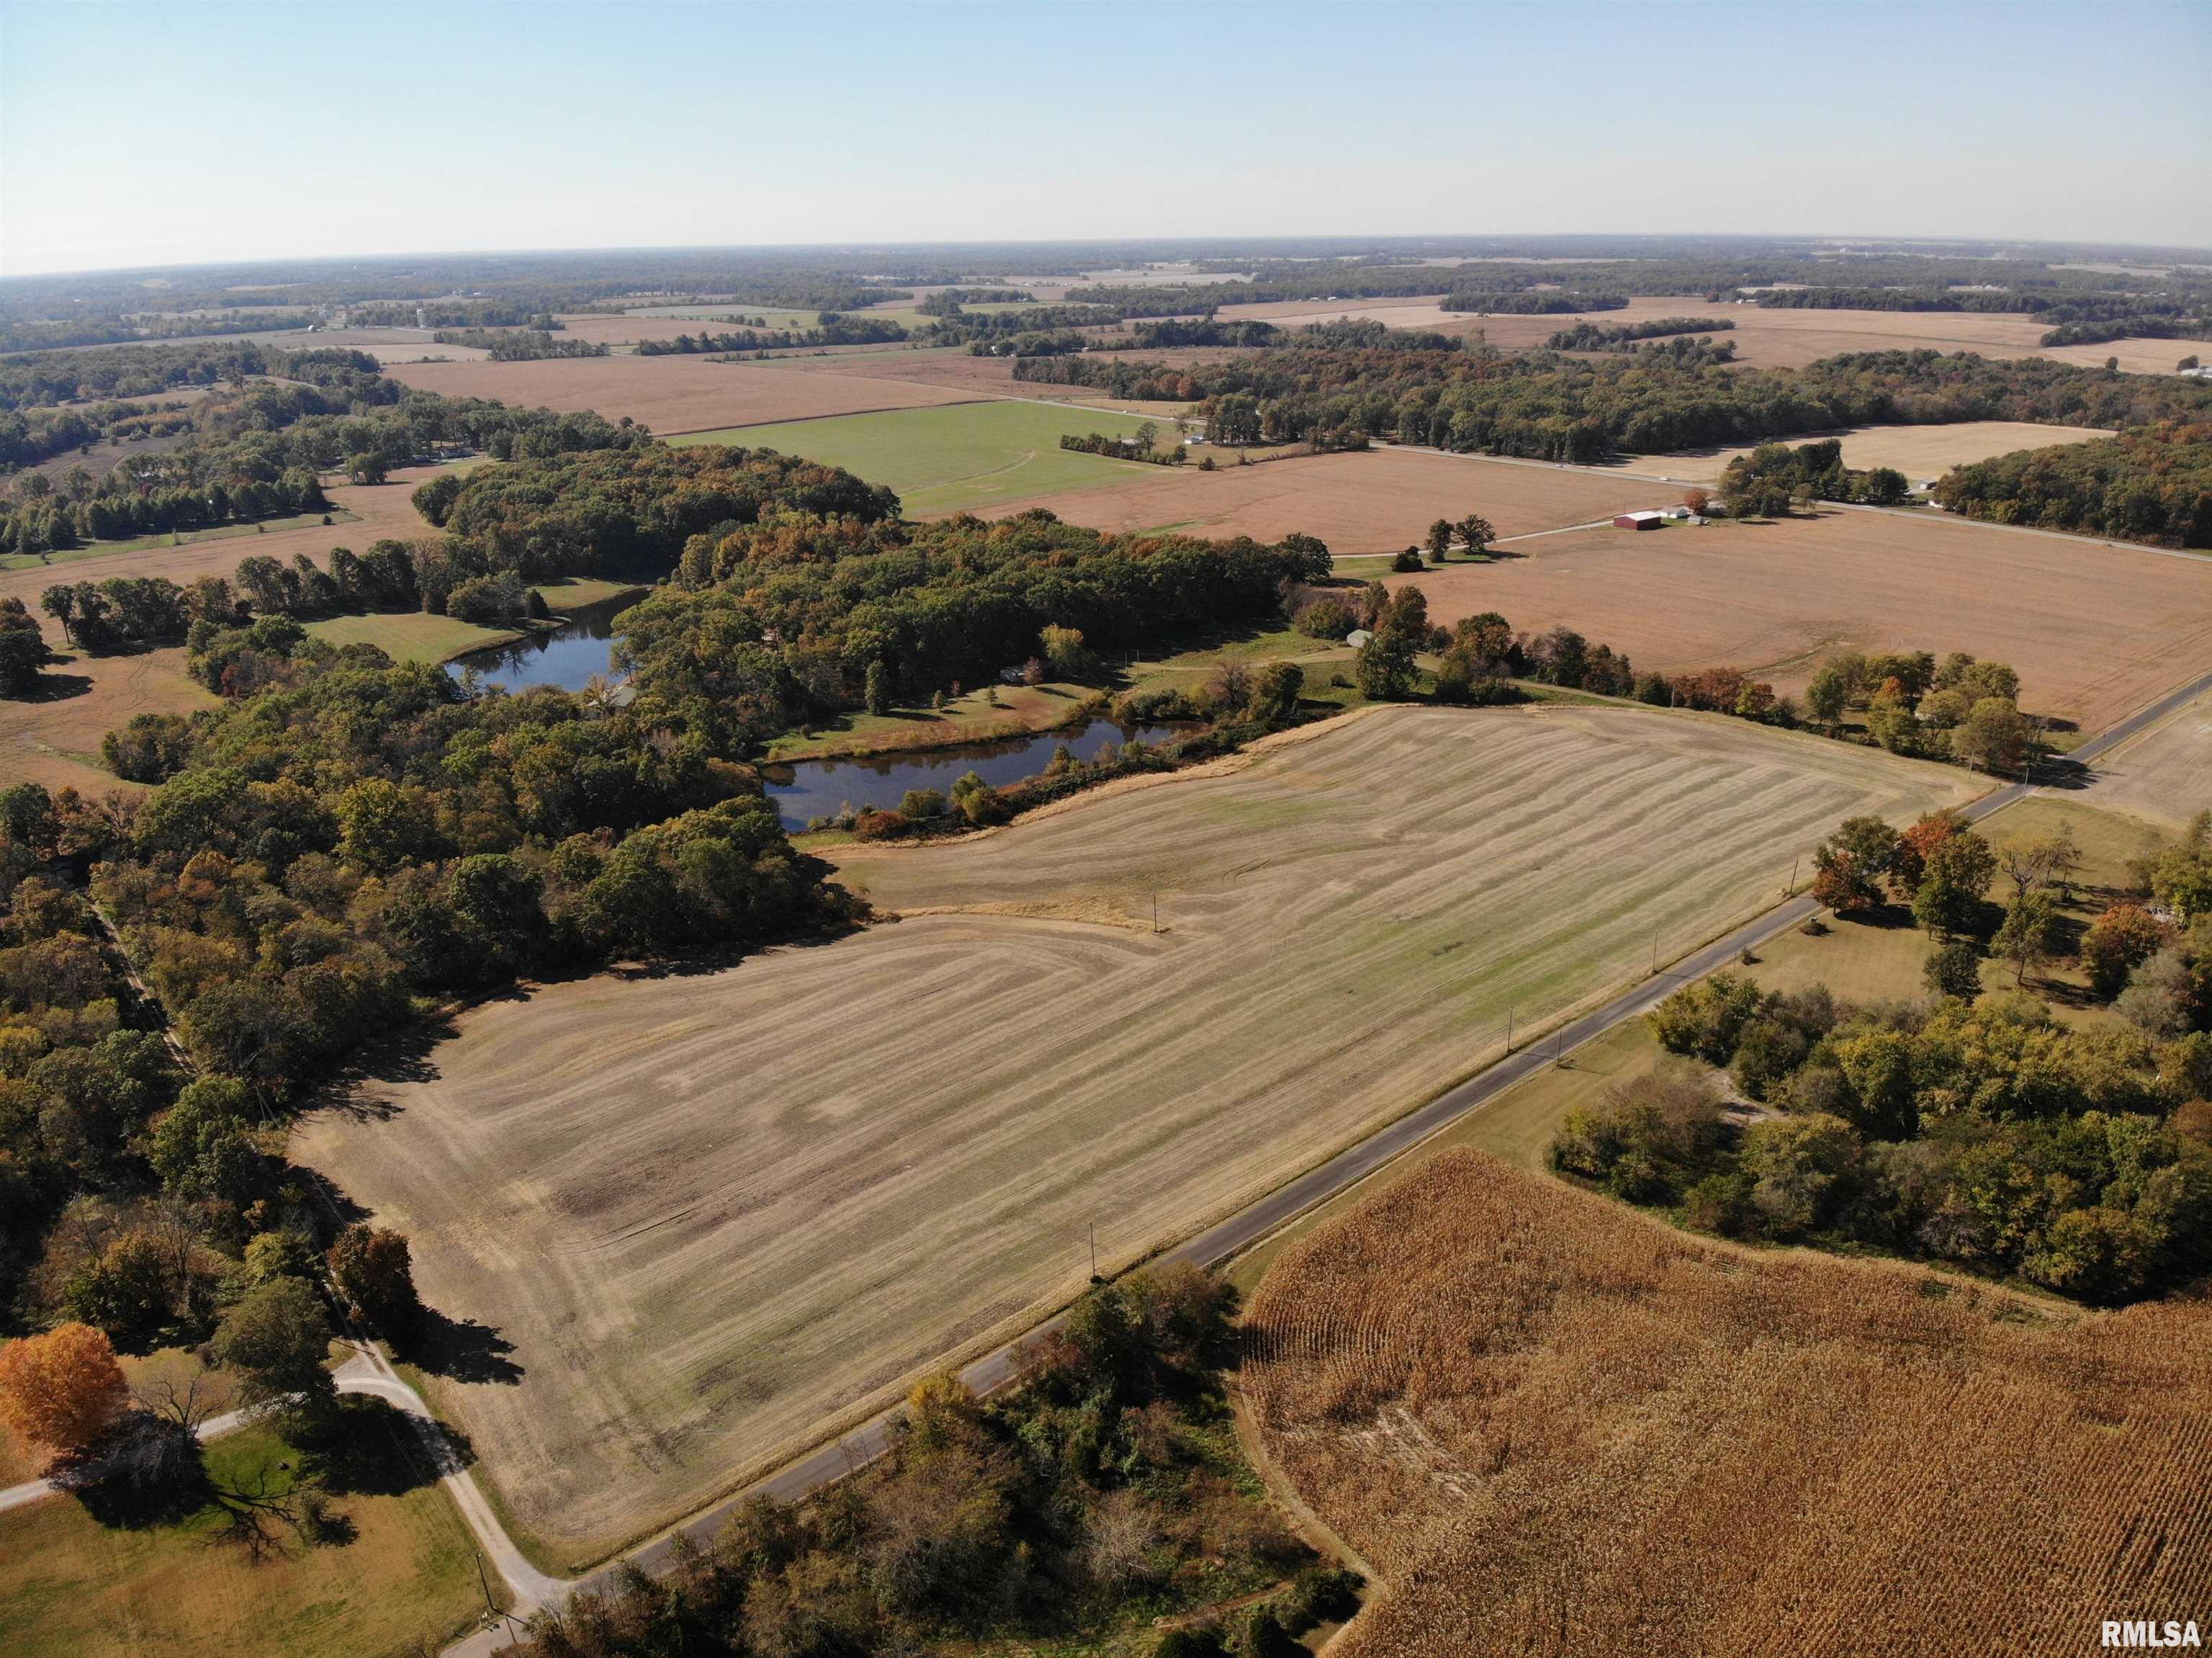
<box><xmin>469</xmin><ymin>660</ymin><xmax>2210</xmax><ymax>1643</ymax></box>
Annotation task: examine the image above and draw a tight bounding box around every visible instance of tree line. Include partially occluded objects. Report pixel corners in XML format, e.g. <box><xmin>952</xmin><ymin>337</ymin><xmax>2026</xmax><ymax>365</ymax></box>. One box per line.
<box><xmin>1545</xmin><ymin>316</ymin><xmax>1735</xmax><ymax>349</ymax></box>
<box><xmin>1440</xmin><ymin>292</ymin><xmax>1629</xmax><ymax>314</ymax></box>
<box><xmin>0</xmin><ymin>380</ymin><xmax>647</xmax><ymax>565</ymax></box>
<box><xmin>429</xmin><ymin>328</ymin><xmax>608</xmax><ymax>360</ymax></box>
<box><xmin>634</xmin><ymin>314</ymin><xmax>910</xmax><ymax>354</ymax></box>
<box><xmin>1162</xmin><ymin>346</ymin><xmax>2212</xmax><ymax>464</ymax></box>
<box><xmin>1932</xmin><ymin>421</ymin><xmax>2212</xmax><ymax>547</ymax></box>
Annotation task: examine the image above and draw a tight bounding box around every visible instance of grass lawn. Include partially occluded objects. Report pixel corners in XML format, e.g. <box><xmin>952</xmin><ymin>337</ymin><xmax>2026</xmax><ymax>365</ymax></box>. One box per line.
<box><xmin>303</xmin><ymin>610</ymin><xmax>524</xmax><ymax>666</ymax></box>
<box><xmin>0</xmin><ymin>1415</ymin><xmax>494</xmax><ymax>1658</ymax></box>
<box><xmin>0</xmin><ymin>509</ymin><xmax>359</xmax><ymax>573</ymax></box>
<box><xmin>761</xmin><ymin>681</ymin><xmax>1097</xmax><ymax>763</ymax></box>
<box><xmin>531</xmin><ymin>576</ymin><xmax>647</xmax><ymax>612</ymax></box>
<box><xmin>667</xmin><ymin>400</ymin><xmax>1166</xmax><ymax>514</ymax></box>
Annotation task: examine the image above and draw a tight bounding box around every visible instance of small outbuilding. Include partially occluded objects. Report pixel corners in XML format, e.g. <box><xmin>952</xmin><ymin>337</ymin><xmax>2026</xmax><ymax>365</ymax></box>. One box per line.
<box><xmin>1345</xmin><ymin>629</ymin><xmax>1373</xmax><ymax>649</ymax></box>
<box><xmin>1613</xmin><ymin>511</ymin><xmax>1665</xmax><ymax>531</ymax></box>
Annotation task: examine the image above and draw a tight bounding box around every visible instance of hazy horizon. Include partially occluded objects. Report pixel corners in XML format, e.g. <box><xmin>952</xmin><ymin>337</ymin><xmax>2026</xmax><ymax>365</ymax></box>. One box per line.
<box><xmin>4</xmin><ymin>0</ymin><xmax>2208</xmax><ymax>278</ymax></box>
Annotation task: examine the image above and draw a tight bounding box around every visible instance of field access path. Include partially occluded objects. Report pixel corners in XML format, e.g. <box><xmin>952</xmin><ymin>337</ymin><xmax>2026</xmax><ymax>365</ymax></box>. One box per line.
<box><xmin>418</xmin><ymin>658</ymin><xmax>2212</xmax><ymax>1655</ymax></box>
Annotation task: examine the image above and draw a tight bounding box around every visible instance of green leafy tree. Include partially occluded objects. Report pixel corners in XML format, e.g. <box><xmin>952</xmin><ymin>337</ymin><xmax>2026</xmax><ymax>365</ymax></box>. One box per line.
<box><xmin>214</xmin><ymin>1277</ymin><xmax>336</xmax><ymax>1426</ymax></box>
<box><xmin>1924</xmin><ymin>939</ymin><xmax>1984</xmax><ymax>1000</ymax></box>
<box><xmin>1993</xmin><ymin>890</ymin><xmax>2062</xmax><ymax>987</ymax></box>
<box><xmin>864</xmin><ymin>659</ymin><xmax>892</xmax><ymax>717</ymax></box>
<box><xmin>328</xmin><ymin>1224</ymin><xmax>420</xmax><ymax>1335</ymax></box>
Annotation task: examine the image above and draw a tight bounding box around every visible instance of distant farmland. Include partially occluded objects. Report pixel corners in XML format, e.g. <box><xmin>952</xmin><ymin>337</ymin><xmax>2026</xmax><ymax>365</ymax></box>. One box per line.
<box><xmin>1624</xmin><ymin>419</ymin><xmax>2118</xmax><ymax>485</ymax></box>
<box><xmin>669</xmin><ymin>398</ymin><xmax>1165</xmax><ymax>514</ymax></box>
<box><xmin>292</xmin><ymin>704</ymin><xmax>1975</xmax><ymax>1559</ymax></box>
<box><xmin>1401</xmin><ymin>504</ymin><xmax>2212</xmax><ymax>734</ymax></box>
<box><xmin>976</xmin><ymin>445</ymin><xmax>1672</xmax><ymax>550</ymax></box>
<box><xmin>2080</xmin><ymin>685</ymin><xmax>2212</xmax><ymax>830</ymax></box>
<box><xmin>1243</xmin><ymin>1152</ymin><xmax>2212</xmax><ymax>1658</ymax></box>
<box><xmin>382</xmin><ymin>353</ymin><xmax>986</xmax><ymax>436</ymax></box>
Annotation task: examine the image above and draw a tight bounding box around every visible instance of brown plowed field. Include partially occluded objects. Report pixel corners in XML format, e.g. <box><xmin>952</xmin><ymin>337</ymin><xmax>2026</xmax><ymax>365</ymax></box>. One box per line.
<box><xmin>1624</xmin><ymin>419</ymin><xmax>2116</xmax><ymax>485</ymax></box>
<box><xmin>760</xmin><ymin>344</ymin><xmax>1240</xmax><ymax>412</ymax></box>
<box><xmin>1242</xmin><ymin>1152</ymin><xmax>2212</xmax><ymax>1658</ymax></box>
<box><xmin>382</xmin><ymin>354</ymin><xmax>989</xmax><ymax>435</ymax></box>
<box><xmin>1398</xmin><ymin>506</ymin><xmax>2212</xmax><ymax>732</ymax></box>
<box><xmin>289</xmin><ymin>704</ymin><xmax>1972</xmax><ymax>1559</ymax></box>
<box><xmin>971</xmin><ymin>447</ymin><xmax>1673</xmax><ymax>551</ymax></box>
<box><xmin>2079</xmin><ymin>685</ymin><xmax>2212</xmax><ymax>830</ymax></box>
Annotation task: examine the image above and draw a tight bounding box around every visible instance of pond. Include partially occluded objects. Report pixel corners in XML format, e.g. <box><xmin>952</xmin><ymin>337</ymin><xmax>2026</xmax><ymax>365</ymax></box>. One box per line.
<box><xmin>445</xmin><ymin>593</ymin><xmax>637</xmax><ymax>694</ymax></box>
<box><xmin>762</xmin><ymin>717</ymin><xmax>1184</xmax><ymax>831</ymax></box>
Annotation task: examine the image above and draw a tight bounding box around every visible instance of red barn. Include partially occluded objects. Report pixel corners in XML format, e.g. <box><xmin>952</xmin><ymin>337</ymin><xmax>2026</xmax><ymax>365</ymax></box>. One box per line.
<box><xmin>1613</xmin><ymin>511</ymin><xmax>1665</xmax><ymax>530</ymax></box>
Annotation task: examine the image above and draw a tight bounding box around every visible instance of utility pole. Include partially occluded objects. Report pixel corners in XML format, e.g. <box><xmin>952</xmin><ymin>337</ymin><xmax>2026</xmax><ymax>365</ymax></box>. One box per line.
<box><xmin>1651</xmin><ymin>931</ymin><xmax>1659</xmax><ymax>974</ymax></box>
<box><xmin>1505</xmin><ymin>1008</ymin><xmax>1513</xmax><ymax>1054</ymax></box>
<box><xmin>1089</xmin><ymin>1223</ymin><xmax>1100</xmax><ymax>1283</ymax></box>
<box><xmin>1786</xmin><ymin>853</ymin><xmax>1800</xmax><ymax>899</ymax></box>
<box><xmin>1151</xmin><ymin>892</ymin><xmax>1158</xmax><ymax>935</ymax></box>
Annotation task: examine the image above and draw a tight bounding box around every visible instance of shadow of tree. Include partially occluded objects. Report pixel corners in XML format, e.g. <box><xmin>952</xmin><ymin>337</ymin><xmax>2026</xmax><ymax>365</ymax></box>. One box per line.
<box><xmin>397</xmin><ymin>1306</ymin><xmax>524</xmax><ymax>1386</ymax></box>
<box><xmin>296</xmin><ymin>1394</ymin><xmax>468</xmax><ymax>1497</ymax></box>
<box><xmin>51</xmin><ymin>1414</ymin><xmax>212</xmax><ymax>1528</ymax></box>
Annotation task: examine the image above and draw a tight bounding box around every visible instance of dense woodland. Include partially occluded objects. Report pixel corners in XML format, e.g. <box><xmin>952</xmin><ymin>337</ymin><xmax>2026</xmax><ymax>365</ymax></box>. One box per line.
<box><xmin>0</xmin><ymin>377</ymin><xmax>645</xmax><ymax>559</ymax></box>
<box><xmin>1168</xmin><ymin>346</ymin><xmax>2212</xmax><ymax>463</ymax></box>
<box><xmin>1439</xmin><ymin>290</ymin><xmax>1626</xmax><ymax>314</ymax></box>
<box><xmin>1557</xmin><ymin>812</ymin><xmax>2212</xmax><ymax>1306</ymax></box>
<box><xmin>1933</xmin><ymin>422</ymin><xmax>2212</xmax><ymax>546</ymax></box>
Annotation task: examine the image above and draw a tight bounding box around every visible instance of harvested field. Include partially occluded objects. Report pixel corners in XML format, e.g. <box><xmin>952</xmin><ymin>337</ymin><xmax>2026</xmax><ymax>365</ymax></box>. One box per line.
<box><xmin>2079</xmin><ymin>685</ymin><xmax>2212</xmax><ymax>830</ymax></box>
<box><xmin>0</xmin><ymin>644</ymin><xmax>215</xmax><ymax>795</ymax></box>
<box><xmin>292</xmin><ymin>704</ymin><xmax>1974</xmax><ymax>1558</ymax></box>
<box><xmin>0</xmin><ymin>464</ymin><xmax>445</xmax><ymax>617</ymax></box>
<box><xmin>0</xmin><ymin>466</ymin><xmax>449</xmax><ymax>794</ymax></box>
<box><xmin>1398</xmin><ymin>504</ymin><xmax>2212</xmax><ymax>734</ymax></box>
<box><xmin>1208</xmin><ymin>294</ymin><xmax>2070</xmax><ymax>368</ymax></box>
<box><xmin>1622</xmin><ymin>419</ymin><xmax>2117</xmax><ymax>485</ymax></box>
<box><xmin>2035</xmin><ymin>336</ymin><xmax>2207</xmax><ymax>377</ymax></box>
<box><xmin>1242</xmin><ymin>1152</ymin><xmax>2212</xmax><ymax>1658</ymax></box>
<box><xmin>760</xmin><ymin>344</ymin><xmax>1231</xmax><ymax>413</ymax></box>
<box><xmin>669</xmin><ymin>398</ymin><xmax>1162</xmax><ymax>514</ymax></box>
<box><xmin>976</xmin><ymin>447</ymin><xmax>1672</xmax><ymax>550</ymax></box>
<box><xmin>382</xmin><ymin>354</ymin><xmax>986</xmax><ymax>436</ymax></box>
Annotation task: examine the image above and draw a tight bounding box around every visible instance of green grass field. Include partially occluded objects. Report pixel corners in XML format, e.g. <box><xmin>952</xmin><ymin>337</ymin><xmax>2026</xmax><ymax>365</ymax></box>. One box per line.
<box><xmin>667</xmin><ymin>400</ymin><xmax>1164</xmax><ymax>514</ymax></box>
<box><xmin>0</xmin><ymin>1417</ymin><xmax>492</xmax><ymax>1658</ymax></box>
<box><xmin>532</xmin><ymin>577</ymin><xmax>645</xmax><ymax>612</ymax></box>
<box><xmin>303</xmin><ymin>611</ymin><xmax>522</xmax><ymax>664</ymax></box>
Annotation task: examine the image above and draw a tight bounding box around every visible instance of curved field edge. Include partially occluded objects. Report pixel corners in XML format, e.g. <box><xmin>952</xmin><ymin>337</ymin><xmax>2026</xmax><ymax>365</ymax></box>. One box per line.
<box><xmin>288</xmin><ymin>703</ymin><xmax>1979</xmax><ymax>1563</ymax></box>
<box><xmin>1241</xmin><ymin>1152</ymin><xmax>2212</xmax><ymax>1658</ymax></box>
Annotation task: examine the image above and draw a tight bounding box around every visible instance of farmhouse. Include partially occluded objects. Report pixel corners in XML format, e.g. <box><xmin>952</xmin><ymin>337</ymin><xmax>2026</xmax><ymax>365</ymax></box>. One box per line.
<box><xmin>1613</xmin><ymin>510</ymin><xmax>1665</xmax><ymax>530</ymax></box>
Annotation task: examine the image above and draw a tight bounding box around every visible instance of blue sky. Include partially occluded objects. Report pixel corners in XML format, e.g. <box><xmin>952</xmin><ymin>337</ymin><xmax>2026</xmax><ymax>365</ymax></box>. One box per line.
<box><xmin>2</xmin><ymin>1</ymin><xmax>2207</xmax><ymax>276</ymax></box>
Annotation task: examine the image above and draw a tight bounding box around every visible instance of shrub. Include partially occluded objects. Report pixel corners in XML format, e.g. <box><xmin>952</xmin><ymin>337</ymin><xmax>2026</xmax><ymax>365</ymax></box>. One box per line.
<box><xmin>1647</xmin><ymin>972</ymin><xmax>1762</xmax><ymax>1065</ymax></box>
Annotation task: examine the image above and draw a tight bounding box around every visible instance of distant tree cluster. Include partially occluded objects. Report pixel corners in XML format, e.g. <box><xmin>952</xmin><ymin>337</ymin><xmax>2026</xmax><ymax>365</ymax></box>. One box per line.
<box><xmin>1440</xmin><ymin>292</ymin><xmax>1629</xmax><ymax>315</ymax></box>
<box><xmin>1932</xmin><ymin>422</ymin><xmax>2212</xmax><ymax>547</ymax></box>
<box><xmin>430</xmin><ymin>328</ymin><xmax>608</xmax><ymax>360</ymax></box>
<box><xmin>1170</xmin><ymin>346</ymin><xmax>2212</xmax><ymax>465</ymax></box>
<box><xmin>634</xmin><ymin>315</ymin><xmax>909</xmax><ymax>354</ymax></box>
<box><xmin>1545</xmin><ymin>316</ymin><xmax>1736</xmax><ymax>349</ymax></box>
<box><xmin>1716</xmin><ymin>436</ymin><xmax>1912</xmax><ymax>515</ymax></box>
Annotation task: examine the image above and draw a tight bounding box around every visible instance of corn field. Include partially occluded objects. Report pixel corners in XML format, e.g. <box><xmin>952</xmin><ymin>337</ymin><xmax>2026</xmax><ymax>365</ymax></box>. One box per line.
<box><xmin>1241</xmin><ymin>1152</ymin><xmax>2212</xmax><ymax>1657</ymax></box>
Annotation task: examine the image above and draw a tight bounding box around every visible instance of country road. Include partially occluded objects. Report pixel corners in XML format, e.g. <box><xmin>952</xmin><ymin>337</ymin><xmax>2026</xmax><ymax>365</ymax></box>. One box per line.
<box><xmin>478</xmin><ymin>658</ymin><xmax>2212</xmax><ymax>1650</ymax></box>
<box><xmin>14</xmin><ymin>660</ymin><xmax>2205</xmax><ymax>1658</ymax></box>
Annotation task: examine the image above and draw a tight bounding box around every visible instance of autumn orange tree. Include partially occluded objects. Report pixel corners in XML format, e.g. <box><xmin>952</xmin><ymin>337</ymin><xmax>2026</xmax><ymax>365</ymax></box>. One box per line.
<box><xmin>0</xmin><ymin>1322</ymin><xmax>127</xmax><ymax>1456</ymax></box>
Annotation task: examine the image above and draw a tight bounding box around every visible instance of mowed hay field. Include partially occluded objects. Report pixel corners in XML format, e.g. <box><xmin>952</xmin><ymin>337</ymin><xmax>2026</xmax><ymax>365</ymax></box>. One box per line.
<box><xmin>383</xmin><ymin>354</ymin><xmax>987</xmax><ymax>436</ymax></box>
<box><xmin>0</xmin><ymin>465</ymin><xmax>449</xmax><ymax>794</ymax></box>
<box><xmin>977</xmin><ymin>447</ymin><xmax>1671</xmax><ymax>551</ymax></box>
<box><xmin>291</xmin><ymin>704</ymin><xmax>1975</xmax><ymax>1559</ymax></box>
<box><xmin>669</xmin><ymin>399</ymin><xmax>1164</xmax><ymax>515</ymax></box>
<box><xmin>2081</xmin><ymin>686</ymin><xmax>2212</xmax><ymax>830</ymax></box>
<box><xmin>755</xmin><ymin>344</ymin><xmax>1233</xmax><ymax>413</ymax></box>
<box><xmin>1242</xmin><ymin>1153</ymin><xmax>2212</xmax><ymax>1658</ymax></box>
<box><xmin>1622</xmin><ymin>419</ymin><xmax>2117</xmax><ymax>485</ymax></box>
<box><xmin>1401</xmin><ymin>506</ymin><xmax>2212</xmax><ymax>734</ymax></box>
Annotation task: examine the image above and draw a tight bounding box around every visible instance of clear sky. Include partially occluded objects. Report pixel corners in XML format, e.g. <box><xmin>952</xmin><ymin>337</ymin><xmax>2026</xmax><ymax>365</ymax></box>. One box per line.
<box><xmin>2</xmin><ymin>0</ymin><xmax>2207</xmax><ymax>277</ymax></box>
